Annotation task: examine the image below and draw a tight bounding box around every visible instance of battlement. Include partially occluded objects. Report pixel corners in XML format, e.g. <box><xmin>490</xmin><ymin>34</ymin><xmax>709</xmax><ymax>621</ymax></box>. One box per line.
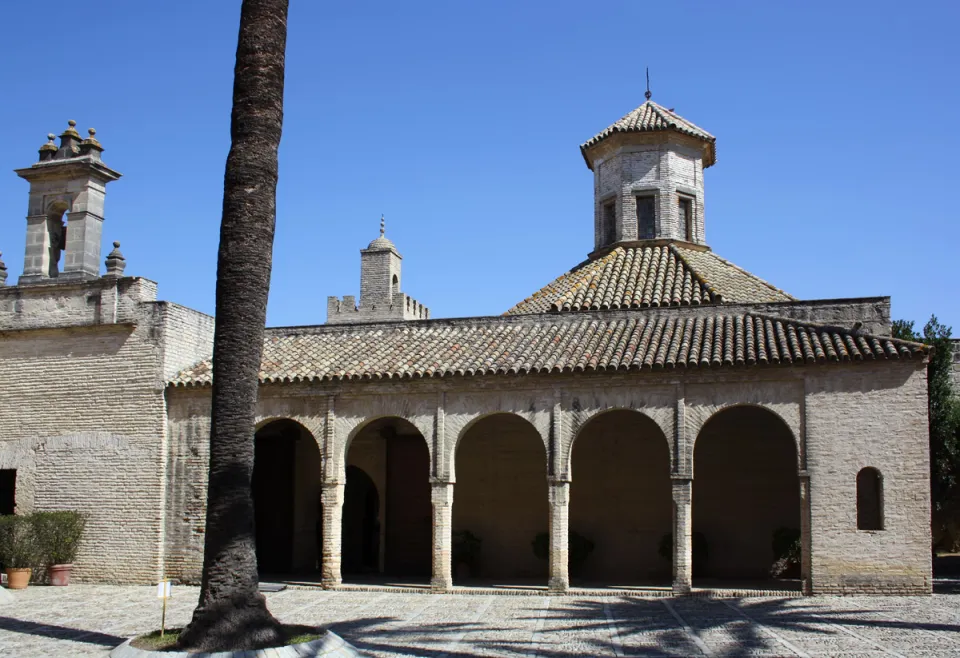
<box><xmin>326</xmin><ymin>291</ymin><xmax>430</xmax><ymax>325</ymax></box>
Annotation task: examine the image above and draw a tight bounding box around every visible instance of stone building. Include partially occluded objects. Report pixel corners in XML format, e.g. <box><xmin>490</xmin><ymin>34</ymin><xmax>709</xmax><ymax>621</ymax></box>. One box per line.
<box><xmin>0</xmin><ymin>100</ymin><xmax>933</xmax><ymax>595</ymax></box>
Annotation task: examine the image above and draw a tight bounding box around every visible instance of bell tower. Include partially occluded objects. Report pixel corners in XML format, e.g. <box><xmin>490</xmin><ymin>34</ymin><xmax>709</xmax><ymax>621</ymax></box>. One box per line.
<box><xmin>580</xmin><ymin>96</ymin><xmax>715</xmax><ymax>254</ymax></box>
<box><xmin>14</xmin><ymin>121</ymin><xmax>122</xmax><ymax>285</ymax></box>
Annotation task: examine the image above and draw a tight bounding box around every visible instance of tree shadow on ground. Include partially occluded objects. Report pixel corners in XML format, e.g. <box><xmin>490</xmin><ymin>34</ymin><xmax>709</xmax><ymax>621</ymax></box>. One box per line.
<box><xmin>0</xmin><ymin>616</ymin><xmax>126</xmax><ymax>647</ymax></box>
<box><xmin>326</xmin><ymin>595</ymin><xmax>960</xmax><ymax>657</ymax></box>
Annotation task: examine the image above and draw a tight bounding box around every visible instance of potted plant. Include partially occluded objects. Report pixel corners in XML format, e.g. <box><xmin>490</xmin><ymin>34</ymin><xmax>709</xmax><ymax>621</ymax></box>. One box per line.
<box><xmin>452</xmin><ymin>530</ymin><xmax>482</xmax><ymax>580</ymax></box>
<box><xmin>532</xmin><ymin>530</ymin><xmax>595</xmax><ymax>578</ymax></box>
<box><xmin>32</xmin><ymin>511</ymin><xmax>87</xmax><ymax>586</ymax></box>
<box><xmin>658</xmin><ymin>532</ymin><xmax>709</xmax><ymax>577</ymax></box>
<box><xmin>770</xmin><ymin>527</ymin><xmax>801</xmax><ymax>579</ymax></box>
<box><xmin>0</xmin><ymin>515</ymin><xmax>39</xmax><ymax>589</ymax></box>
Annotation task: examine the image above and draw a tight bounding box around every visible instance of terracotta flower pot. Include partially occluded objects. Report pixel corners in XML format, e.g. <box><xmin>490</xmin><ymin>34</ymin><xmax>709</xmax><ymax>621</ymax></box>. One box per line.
<box><xmin>5</xmin><ymin>567</ymin><xmax>32</xmax><ymax>590</ymax></box>
<box><xmin>48</xmin><ymin>564</ymin><xmax>73</xmax><ymax>586</ymax></box>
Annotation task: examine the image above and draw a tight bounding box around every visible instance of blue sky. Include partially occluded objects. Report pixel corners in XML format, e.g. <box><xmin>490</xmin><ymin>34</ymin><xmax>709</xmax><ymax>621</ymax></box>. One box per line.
<box><xmin>1</xmin><ymin>1</ymin><xmax>957</xmax><ymax>331</ymax></box>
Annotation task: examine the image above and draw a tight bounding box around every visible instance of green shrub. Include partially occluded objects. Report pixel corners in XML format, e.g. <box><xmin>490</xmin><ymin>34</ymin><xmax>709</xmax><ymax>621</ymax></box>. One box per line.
<box><xmin>532</xmin><ymin>531</ymin><xmax>595</xmax><ymax>576</ymax></box>
<box><xmin>31</xmin><ymin>511</ymin><xmax>87</xmax><ymax>565</ymax></box>
<box><xmin>658</xmin><ymin>532</ymin><xmax>709</xmax><ymax>576</ymax></box>
<box><xmin>0</xmin><ymin>515</ymin><xmax>40</xmax><ymax>569</ymax></box>
<box><xmin>770</xmin><ymin>527</ymin><xmax>801</xmax><ymax>579</ymax></box>
<box><xmin>452</xmin><ymin>530</ymin><xmax>482</xmax><ymax>575</ymax></box>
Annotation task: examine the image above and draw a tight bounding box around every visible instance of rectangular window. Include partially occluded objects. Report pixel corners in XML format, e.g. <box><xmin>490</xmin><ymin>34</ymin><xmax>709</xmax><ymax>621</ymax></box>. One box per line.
<box><xmin>0</xmin><ymin>469</ymin><xmax>15</xmax><ymax>515</ymax></box>
<box><xmin>601</xmin><ymin>201</ymin><xmax>617</xmax><ymax>246</ymax></box>
<box><xmin>637</xmin><ymin>195</ymin><xmax>656</xmax><ymax>239</ymax></box>
<box><xmin>679</xmin><ymin>196</ymin><xmax>694</xmax><ymax>241</ymax></box>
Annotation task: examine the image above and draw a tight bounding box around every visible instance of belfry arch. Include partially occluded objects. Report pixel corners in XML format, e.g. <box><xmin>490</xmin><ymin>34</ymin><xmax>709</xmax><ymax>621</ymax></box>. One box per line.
<box><xmin>570</xmin><ymin>409</ymin><xmax>672</xmax><ymax>585</ymax></box>
<box><xmin>344</xmin><ymin>416</ymin><xmax>431</xmax><ymax>581</ymax></box>
<box><xmin>692</xmin><ymin>405</ymin><xmax>800</xmax><ymax>583</ymax></box>
<box><xmin>252</xmin><ymin>419</ymin><xmax>322</xmax><ymax>575</ymax></box>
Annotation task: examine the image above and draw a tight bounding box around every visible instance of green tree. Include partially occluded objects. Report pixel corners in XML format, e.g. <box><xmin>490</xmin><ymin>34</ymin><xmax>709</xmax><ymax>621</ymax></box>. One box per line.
<box><xmin>893</xmin><ymin>315</ymin><xmax>960</xmax><ymax>549</ymax></box>
<box><xmin>177</xmin><ymin>0</ymin><xmax>289</xmax><ymax>651</ymax></box>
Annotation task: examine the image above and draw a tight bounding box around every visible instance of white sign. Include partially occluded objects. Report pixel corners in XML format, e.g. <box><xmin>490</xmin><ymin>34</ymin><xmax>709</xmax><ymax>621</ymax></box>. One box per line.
<box><xmin>156</xmin><ymin>580</ymin><xmax>172</xmax><ymax>599</ymax></box>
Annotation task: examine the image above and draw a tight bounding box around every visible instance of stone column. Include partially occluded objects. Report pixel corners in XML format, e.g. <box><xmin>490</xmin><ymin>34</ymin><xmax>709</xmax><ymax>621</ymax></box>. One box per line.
<box><xmin>431</xmin><ymin>480</ymin><xmax>454</xmax><ymax>591</ymax></box>
<box><xmin>320</xmin><ymin>482</ymin><xmax>344</xmax><ymax>588</ymax></box>
<box><xmin>799</xmin><ymin>470</ymin><xmax>812</xmax><ymax>595</ymax></box>
<box><xmin>672</xmin><ymin>476</ymin><xmax>693</xmax><ymax>595</ymax></box>
<box><xmin>548</xmin><ymin>479</ymin><xmax>570</xmax><ymax>592</ymax></box>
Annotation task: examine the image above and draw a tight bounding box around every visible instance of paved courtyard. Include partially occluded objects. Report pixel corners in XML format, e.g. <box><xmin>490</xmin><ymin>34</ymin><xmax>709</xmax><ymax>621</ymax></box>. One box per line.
<box><xmin>2</xmin><ymin>585</ymin><xmax>960</xmax><ymax>657</ymax></box>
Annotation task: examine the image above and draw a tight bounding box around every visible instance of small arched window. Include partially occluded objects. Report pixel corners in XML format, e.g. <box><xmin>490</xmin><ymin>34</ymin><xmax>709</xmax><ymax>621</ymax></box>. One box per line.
<box><xmin>391</xmin><ymin>274</ymin><xmax>399</xmax><ymax>296</ymax></box>
<box><xmin>856</xmin><ymin>467</ymin><xmax>883</xmax><ymax>530</ymax></box>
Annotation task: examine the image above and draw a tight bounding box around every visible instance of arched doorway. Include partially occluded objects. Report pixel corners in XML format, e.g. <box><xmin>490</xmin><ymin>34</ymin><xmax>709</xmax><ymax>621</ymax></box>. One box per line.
<box><xmin>452</xmin><ymin>414</ymin><xmax>547</xmax><ymax>584</ymax></box>
<box><xmin>342</xmin><ymin>465</ymin><xmax>380</xmax><ymax>574</ymax></box>
<box><xmin>252</xmin><ymin>419</ymin><xmax>322</xmax><ymax>575</ymax></box>
<box><xmin>570</xmin><ymin>410</ymin><xmax>672</xmax><ymax>585</ymax></box>
<box><xmin>344</xmin><ymin>417</ymin><xmax>431</xmax><ymax>581</ymax></box>
<box><xmin>693</xmin><ymin>406</ymin><xmax>800</xmax><ymax>583</ymax></box>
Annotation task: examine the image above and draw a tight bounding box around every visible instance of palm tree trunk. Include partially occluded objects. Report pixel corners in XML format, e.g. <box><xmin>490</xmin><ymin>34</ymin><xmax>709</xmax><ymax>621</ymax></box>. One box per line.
<box><xmin>177</xmin><ymin>0</ymin><xmax>288</xmax><ymax>651</ymax></box>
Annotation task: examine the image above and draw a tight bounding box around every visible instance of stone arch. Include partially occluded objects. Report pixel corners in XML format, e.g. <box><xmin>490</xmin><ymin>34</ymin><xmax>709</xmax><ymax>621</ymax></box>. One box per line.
<box><xmin>692</xmin><ymin>404</ymin><xmax>801</xmax><ymax>582</ymax></box>
<box><xmin>343</xmin><ymin>415</ymin><xmax>432</xmax><ymax>579</ymax></box>
<box><xmin>452</xmin><ymin>412</ymin><xmax>548</xmax><ymax>583</ymax></box>
<box><xmin>450</xmin><ymin>411</ymin><xmax>549</xmax><ymax>482</ymax></box>
<box><xmin>253</xmin><ymin>418</ymin><xmax>323</xmax><ymax>575</ymax></box>
<box><xmin>567</xmin><ymin>406</ymin><xmax>674</xmax><ymax>480</ymax></box>
<box><xmin>690</xmin><ymin>403</ymin><xmax>801</xmax><ymax>476</ymax></box>
<box><xmin>569</xmin><ymin>408</ymin><xmax>673</xmax><ymax>584</ymax></box>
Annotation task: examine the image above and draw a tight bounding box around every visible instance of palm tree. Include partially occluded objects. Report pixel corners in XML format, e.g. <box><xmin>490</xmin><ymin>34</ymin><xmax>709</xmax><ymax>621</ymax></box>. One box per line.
<box><xmin>177</xmin><ymin>0</ymin><xmax>289</xmax><ymax>651</ymax></box>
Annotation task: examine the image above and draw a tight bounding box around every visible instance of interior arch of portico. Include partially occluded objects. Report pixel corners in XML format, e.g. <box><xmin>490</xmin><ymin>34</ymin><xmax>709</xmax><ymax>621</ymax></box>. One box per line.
<box><xmin>252</xmin><ymin>418</ymin><xmax>322</xmax><ymax>575</ymax></box>
<box><xmin>443</xmin><ymin>391</ymin><xmax>551</xmax><ymax>482</ymax></box>
<box><xmin>447</xmin><ymin>409</ymin><xmax>550</xmax><ymax>482</ymax></box>
<box><xmin>683</xmin><ymin>380</ymin><xmax>803</xmax><ymax>474</ymax></box>
<box><xmin>332</xmin><ymin>394</ymin><xmax>436</xmax><ymax>482</ymax></box>
<box><xmin>452</xmin><ymin>412</ymin><xmax>549</xmax><ymax>582</ymax></box>
<box><xmin>343</xmin><ymin>415</ymin><xmax>432</xmax><ymax>580</ymax></box>
<box><xmin>692</xmin><ymin>404</ymin><xmax>801</xmax><ymax>582</ymax></box>
<box><xmin>254</xmin><ymin>395</ymin><xmax>326</xmax><ymax>455</ymax></box>
<box><xmin>569</xmin><ymin>408</ymin><xmax>672</xmax><ymax>584</ymax></box>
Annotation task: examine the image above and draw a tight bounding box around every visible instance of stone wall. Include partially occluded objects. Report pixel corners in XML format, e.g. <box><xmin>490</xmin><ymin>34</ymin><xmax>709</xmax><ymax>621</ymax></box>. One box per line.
<box><xmin>806</xmin><ymin>361</ymin><xmax>931</xmax><ymax>594</ymax></box>
<box><xmin>0</xmin><ymin>278</ymin><xmax>166</xmax><ymax>584</ymax></box>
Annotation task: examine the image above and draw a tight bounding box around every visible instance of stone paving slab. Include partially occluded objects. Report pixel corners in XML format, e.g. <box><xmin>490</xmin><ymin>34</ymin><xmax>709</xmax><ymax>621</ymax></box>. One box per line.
<box><xmin>1</xmin><ymin>586</ymin><xmax>960</xmax><ymax>657</ymax></box>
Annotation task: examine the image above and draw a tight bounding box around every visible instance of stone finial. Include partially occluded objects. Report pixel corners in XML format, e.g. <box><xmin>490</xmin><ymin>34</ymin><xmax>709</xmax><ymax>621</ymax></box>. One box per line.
<box><xmin>79</xmin><ymin>127</ymin><xmax>103</xmax><ymax>159</ymax></box>
<box><xmin>103</xmin><ymin>241</ymin><xmax>126</xmax><ymax>278</ymax></box>
<box><xmin>39</xmin><ymin>133</ymin><xmax>57</xmax><ymax>161</ymax></box>
<box><xmin>380</xmin><ymin>214</ymin><xmax>386</xmax><ymax>236</ymax></box>
<box><xmin>0</xmin><ymin>252</ymin><xmax>7</xmax><ymax>286</ymax></box>
<box><xmin>58</xmin><ymin>120</ymin><xmax>82</xmax><ymax>157</ymax></box>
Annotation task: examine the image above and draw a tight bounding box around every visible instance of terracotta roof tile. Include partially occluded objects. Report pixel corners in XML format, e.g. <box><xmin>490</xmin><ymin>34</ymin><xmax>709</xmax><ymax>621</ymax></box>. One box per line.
<box><xmin>169</xmin><ymin>312</ymin><xmax>926</xmax><ymax>387</ymax></box>
<box><xmin>581</xmin><ymin>101</ymin><xmax>716</xmax><ymax>165</ymax></box>
<box><xmin>505</xmin><ymin>243</ymin><xmax>793</xmax><ymax>316</ymax></box>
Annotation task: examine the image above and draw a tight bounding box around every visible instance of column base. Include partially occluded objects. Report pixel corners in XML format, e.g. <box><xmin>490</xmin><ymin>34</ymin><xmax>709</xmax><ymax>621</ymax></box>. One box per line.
<box><xmin>431</xmin><ymin>577</ymin><xmax>453</xmax><ymax>592</ymax></box>
<box><xmin>672</xmin><ymin>581</ymin><xmax>692</xmax><ymax>596</ymax></box>
<box><xmin>548</xmin><ymin>577</ymin><xmax>569</xmax><ymax>593</ymax></box>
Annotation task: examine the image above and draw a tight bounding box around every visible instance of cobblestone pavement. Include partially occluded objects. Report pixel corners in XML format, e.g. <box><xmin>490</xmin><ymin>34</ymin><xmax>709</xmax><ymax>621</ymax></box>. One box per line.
<box><xmin>2</xmin><ymin>585</ymin><xmax>960</xmax><ymax>657</ymax></box>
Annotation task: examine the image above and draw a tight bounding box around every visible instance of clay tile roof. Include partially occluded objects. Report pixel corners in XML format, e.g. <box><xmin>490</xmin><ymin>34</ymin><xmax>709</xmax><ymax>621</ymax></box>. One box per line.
<box><xmin>581</xmin><ymin>100</ymin><xmax>716</xmax><ymax>165</ymax></box>
<box><xmin>169</xmin><ymin>312</ymin><xmax>926</xmax><ymax>387</ymax></box>
<box><xmin>505</xmin><ymin>243</ymin><xmax>793</xmax><ymax>316</ymax></box>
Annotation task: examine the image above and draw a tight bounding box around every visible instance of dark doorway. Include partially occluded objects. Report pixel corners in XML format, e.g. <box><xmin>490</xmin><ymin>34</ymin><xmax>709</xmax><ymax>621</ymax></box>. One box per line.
<box><xmin>342</xmin><ymin>466</ymin><xmax>380</xmax><ymax>574</ymax></box>
<box><xmin>252</xmin><ymin>424</ymin><xmax>297</xmax><ymax>573</ymax></box>
<box><xmin>693</xmin><ymin>406</ymin><xmax>799</xmax><ymax>582</ymax></box>
<box><xmin>385</xmin><ymin>433</ymin><xmax>431</xmax><ymax>576</ymax></box>
<box><xmin>345</xmin><ymin>418</ymin><xmax>431</xmax><ymax>582</ymax></box>
<box><xmin>0</xmin><ymin>470</ymin><xmax>15</xmax><ymax>515</ymax></box>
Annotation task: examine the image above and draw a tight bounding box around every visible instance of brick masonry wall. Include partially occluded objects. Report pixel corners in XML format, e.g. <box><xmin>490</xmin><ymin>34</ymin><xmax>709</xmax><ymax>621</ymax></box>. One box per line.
<box><xmin>806</xmin><ymin>362</ymin><xmax>931</xmax><ymax>594</ymax></box>
<box><xmin>152</xmin><ymin>302</ymin><xmax>214</xmax><ymax>382</ymax></box>
<box><xmin>0</xmin><ymin>279</ymin><xmax>167</xmax><ymax>584</ymax></box>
